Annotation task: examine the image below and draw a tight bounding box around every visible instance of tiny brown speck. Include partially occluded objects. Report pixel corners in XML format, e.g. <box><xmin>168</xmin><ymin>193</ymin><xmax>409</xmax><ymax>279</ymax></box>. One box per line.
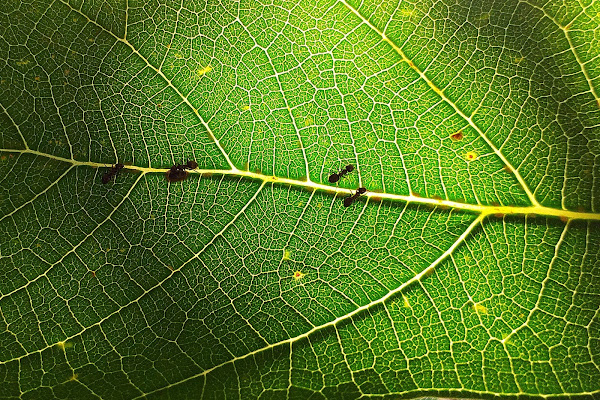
<box><xmin>450</xmin><ymin>131</ymin><xmax>463</xmax><ymax>141</ymax></box>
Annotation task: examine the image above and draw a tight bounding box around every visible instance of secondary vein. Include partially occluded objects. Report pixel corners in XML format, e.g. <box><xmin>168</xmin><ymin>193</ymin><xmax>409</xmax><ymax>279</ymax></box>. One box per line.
<box><xmin>338</xmin><ymin>0</ymin><xmax>541</xmax><ymax>207</ymax></box>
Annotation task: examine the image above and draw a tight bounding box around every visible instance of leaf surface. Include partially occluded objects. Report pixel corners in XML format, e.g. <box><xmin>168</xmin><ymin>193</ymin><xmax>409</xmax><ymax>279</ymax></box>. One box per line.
<box><xmin>0</xmin><ymin>0</ymin><xmax>599</xmax><ymax>399</ymax></box>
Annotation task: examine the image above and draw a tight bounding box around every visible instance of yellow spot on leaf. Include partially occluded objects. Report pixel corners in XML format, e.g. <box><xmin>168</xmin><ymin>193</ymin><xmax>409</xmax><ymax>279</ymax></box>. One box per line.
<box><xmin>174</xmin><ymin>52</ymin><xmax>183</xmax><ymax>59</ymax></box>
<box><xmin>293</xmin><ymin>271</ymin><xmax>305</xmax><ymax>280</ymax></box>
<box><xmin>400</xmin><ymin>9</ymin><xmax>414</xmax><ymax>17</ymax></box>
<box><xmin>471</xmin><ymin>302</ymin><xmax>488</xmax><ymax>315</ymax></box>
<box><xmin>16</xmin><ymin>59</ymin><xmax>30</xmax><ymax>66</ymax></box>
<box><xmin>501</xmin><ymin>333</ymin><xmax>513</xmax><ymax>344</ymax></box>
<box><xmin>465</xmin><ymin>151</ymin><xmax>478</xmax><ymax>161</ymax></box>
<box><xmin>283</xmin><ymin>249</ymin><xmax>291</xmax><ymax>260</ymax></box>
<box><xmin>196</xmin><ymin>65</ymin><xmax>212</xmax><ymax>77</ymax></box>
<box><xmin>403</xmin><ymin>295</ymin><xmax>410</xmax><ymax>308</ymax></box>
<box><xmin>119</xmin><ymin>248</ymin><xmax>126</xmax><ymax>253</ymax></box>
<box><xmin>56</xmin><ymin>341</ymin><xmax>73</xmax><ymax>351</ymax></box>
<box><xmin>34</xmin><ymin>76</ymin><xmax>40</xmax><ymax>81</ymax></box>
<box><xmin>241</xmin><ymin>105</ymin><xmax>250</xmax><ymax>111</ymax></box>
<box><xmin>304</xmin><ymin>117</ymin><xmax>313</xmax><ymax>127</ymax></box>
<box><xmin>514</xmin><ymin>56</ymin><xmax>525</xmax><ymax>63</ymax></box>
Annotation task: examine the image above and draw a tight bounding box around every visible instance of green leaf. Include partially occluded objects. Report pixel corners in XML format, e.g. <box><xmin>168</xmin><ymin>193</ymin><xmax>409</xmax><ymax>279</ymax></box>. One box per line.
<box><xmin>1</xmin><ymin>0</ymin><xmax>599</xmax><ymax>399</ymax></box>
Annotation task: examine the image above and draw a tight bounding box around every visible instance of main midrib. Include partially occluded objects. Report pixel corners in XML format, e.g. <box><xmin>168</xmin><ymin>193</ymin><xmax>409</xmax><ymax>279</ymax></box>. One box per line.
<box><xmin>2</xmin><ymin>147</ymin><xmax>599</xmax><ymax>221</ymax></box>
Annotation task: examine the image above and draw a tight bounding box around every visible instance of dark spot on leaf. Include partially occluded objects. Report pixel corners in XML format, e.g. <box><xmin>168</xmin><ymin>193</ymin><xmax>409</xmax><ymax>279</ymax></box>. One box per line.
<box><xmin>450</xmin><ymin>131</ymin><xmax>463</xmax><ymax>141</ymax></box>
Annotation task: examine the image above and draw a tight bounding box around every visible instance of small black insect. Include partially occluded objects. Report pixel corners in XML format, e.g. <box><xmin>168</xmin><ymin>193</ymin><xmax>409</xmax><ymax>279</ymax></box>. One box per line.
<box><xmin>329</xmin><ymin>165</ymin><xmax>354</xmax><ymax>183</ymax></box>
<box><xmin>101</xmin><ymin>163</ymin><xmax>124</xmax><ymax>184</ymax></box>
<box><xmin>343</xmin><ymin>187</ymin><xmax>367</xmax><ymax>207</ymax></box>
<box><xmin>165</xmin><ymin>160</ymin><xmax>198</xmax><ymax>182</ymax></box>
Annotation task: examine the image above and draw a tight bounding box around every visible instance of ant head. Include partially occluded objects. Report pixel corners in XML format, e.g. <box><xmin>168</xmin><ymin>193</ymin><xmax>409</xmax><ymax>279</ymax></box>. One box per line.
<box><xmin>357</xmin><ymin>187</ymin><xmax>366</xmax><ymax>194</ymax></box>
<box><xmin>345</xmin><ymin>165</ymin><xmax>354</xmax><ymax>172</ymax></box>
<box><xmin>186</xmin><ymin>160</ymin><xmax>198</xmax><ymax>169</ymax></box>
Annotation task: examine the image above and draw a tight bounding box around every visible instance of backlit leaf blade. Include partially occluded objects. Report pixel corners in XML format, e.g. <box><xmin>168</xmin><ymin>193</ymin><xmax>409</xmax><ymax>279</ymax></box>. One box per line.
<box><xmin>0</xmin><ymin>0</ymin><xmax>599</xmax><ymax>399</ymax></box>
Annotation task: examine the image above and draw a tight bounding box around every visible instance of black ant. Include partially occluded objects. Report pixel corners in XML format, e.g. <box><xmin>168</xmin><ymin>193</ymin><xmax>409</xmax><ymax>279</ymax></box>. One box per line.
<box><xmin>329</xmin><ymin>165</ymin><xmax>354</xmax><ymax>183</ymax></box>
<box><xmin>101</xmin><ymin>163</ymin><xmax>124</xmax><ymax>184</ymax></box>
<box><xmin>165</xmin><ymin>160</ymin><xmax>198</xmax><ymax>182</ymax></box>
<box><xmin>343</xmin><ymin>187</ymin><xmax>366</xmax><ymax>207</ymax></box>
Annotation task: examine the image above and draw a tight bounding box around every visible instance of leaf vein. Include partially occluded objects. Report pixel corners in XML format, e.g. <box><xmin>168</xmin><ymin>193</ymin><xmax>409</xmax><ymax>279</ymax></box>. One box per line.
<box><xmin>338</xmin><ymin>0</ymin><xmax>540</xmax><ymax>207</ymax></box>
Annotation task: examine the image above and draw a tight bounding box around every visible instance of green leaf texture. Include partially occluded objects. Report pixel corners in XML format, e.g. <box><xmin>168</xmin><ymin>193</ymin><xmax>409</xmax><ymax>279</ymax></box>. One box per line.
<box><xmin>1</xmin><ymin>0</ymin><xmax>599</xmax><ymax>399</ymax></box>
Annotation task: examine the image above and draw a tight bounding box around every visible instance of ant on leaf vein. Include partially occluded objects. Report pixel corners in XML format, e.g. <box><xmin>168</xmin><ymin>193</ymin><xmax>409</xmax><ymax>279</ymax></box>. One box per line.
<box><xmin>165</xmin><ymin>160</ymin><xmax>198</xmax><ymax>182</ymax></box>
<box><xmin>343</xmin><ymin>187</ymin><xmax>367</xmax><ymax>207</ymax></box>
